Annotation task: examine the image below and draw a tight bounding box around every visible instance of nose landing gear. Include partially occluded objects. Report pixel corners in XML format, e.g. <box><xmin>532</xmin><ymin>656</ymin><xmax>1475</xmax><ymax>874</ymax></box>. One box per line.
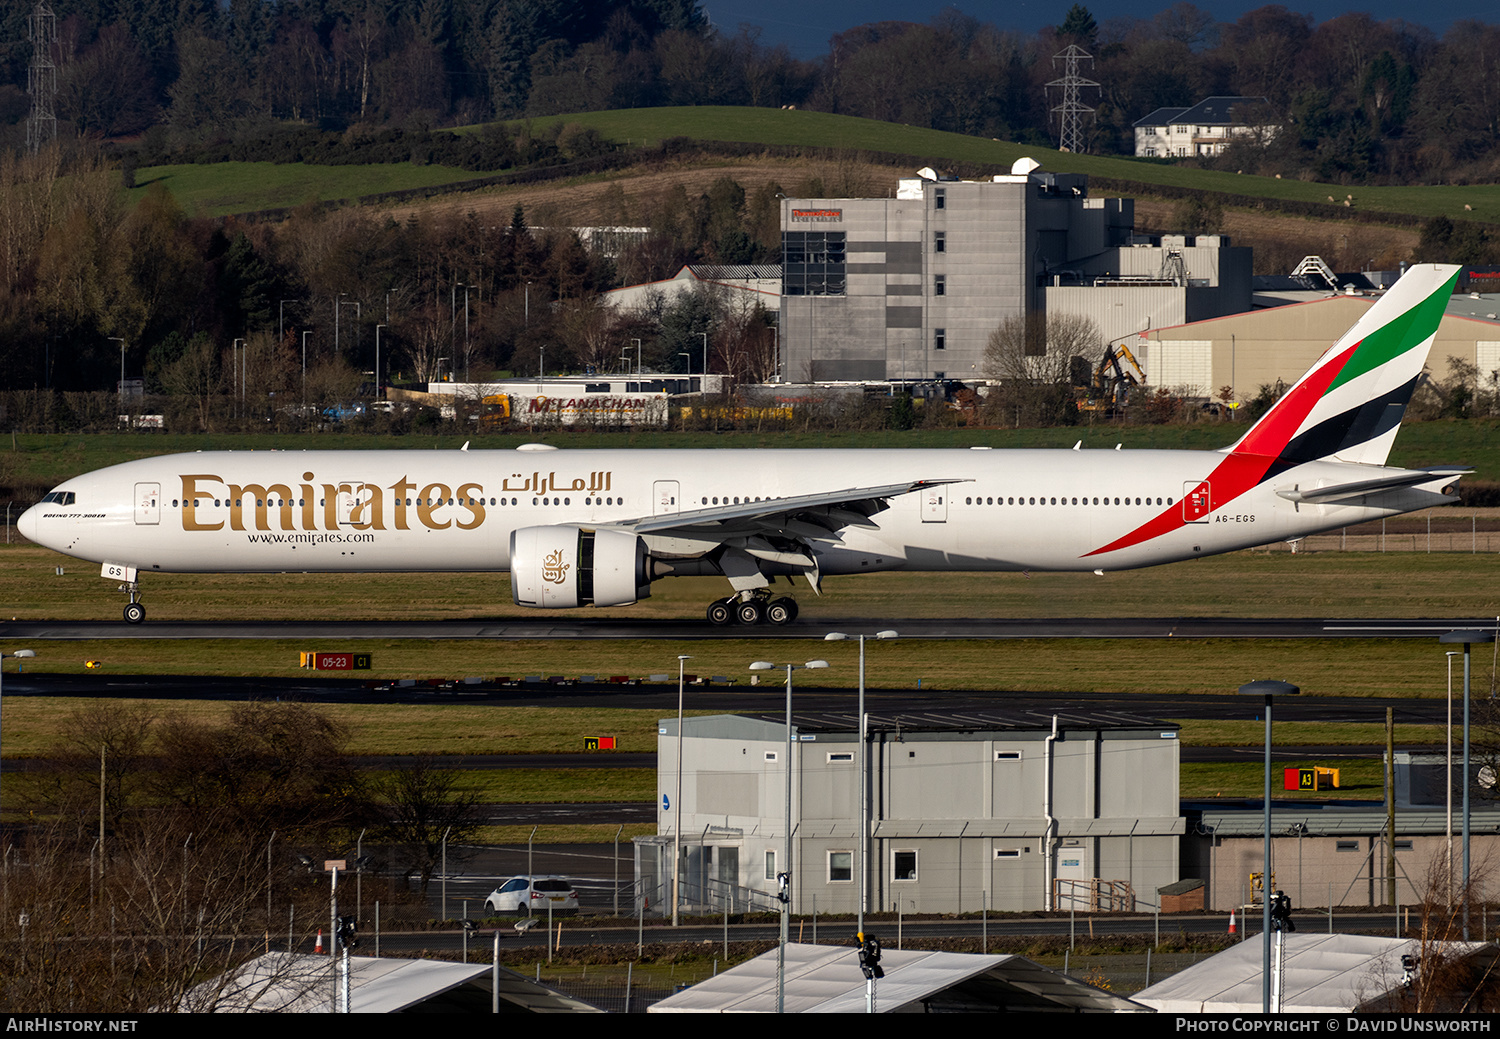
<box><xmin>120</xmin><ymin>581</ymin><xmax>145</xmax><ymax>624</ymax></box>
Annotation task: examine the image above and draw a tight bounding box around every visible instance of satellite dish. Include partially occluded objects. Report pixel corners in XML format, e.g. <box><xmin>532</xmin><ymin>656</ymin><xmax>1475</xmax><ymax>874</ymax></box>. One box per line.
<box><xmin>916</xmin><ymin>167</ymin><xmax>939</xmax><ymax>181</ymax></box>
<box><xmin>1479</xmin><ymin>765</ymin><xmax>1496</xmax><ymax>790</ymax></box>
<box><xmin>1011</xmin><ymin>157</ymin><xmax>1042</xmax><ymax>176</ymax></box>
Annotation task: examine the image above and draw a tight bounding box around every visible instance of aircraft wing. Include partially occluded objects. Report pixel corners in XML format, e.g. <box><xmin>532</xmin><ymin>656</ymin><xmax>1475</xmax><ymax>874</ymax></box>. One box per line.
<box><xmin>619</xmin><ymin>478</ymin><xmax>967</xmax><ymax>538</ymax></box>
<box><xmin>604</xmin><ymin>477</ymin><xmax>967</xmax><ymax>581</ymax></box>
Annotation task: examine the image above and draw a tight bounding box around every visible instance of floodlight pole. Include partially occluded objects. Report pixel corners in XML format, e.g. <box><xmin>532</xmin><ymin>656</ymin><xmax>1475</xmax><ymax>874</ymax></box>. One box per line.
<box><xmin>673</xmin><ymin>654</ymin><xmax>691</xmax><ymax>927</ymax></box>
<box><xmin>1239</xmin><ymin>679</ymin><xmax>1298</xmax><ymax>1015</ymax></box>
<box><xmin>232</xmin><ymin>338</ymin><xmax>245</xmax><ymax>410</ymax></box>
<box><xmin>1447</xmin><ymin>650</ymin><xmax>1459</xmax><ymax>904</ymax></box>
<box><xmin>1441</xmin><ymin>629</ymin><xmax>1495</xmax><ymax>939</ymax></box>
<box><xmin>749</xmin><ymin>658</ymin><xmax>830</xmax><ymax>1014</ymax></box>
<box><xmin>825</xmin><ymin>630</ymin><xmax>898</xmax><ymax>935</ymax></box>
<box><xmin>780</xmin><ymin>662</ymin><xmax>793</xmax><ymax>1015</ymax></box>
<box><xmin>375</xmin><ymin>325</ymin><xmax>386</xmax><ymax>396</ymax></box>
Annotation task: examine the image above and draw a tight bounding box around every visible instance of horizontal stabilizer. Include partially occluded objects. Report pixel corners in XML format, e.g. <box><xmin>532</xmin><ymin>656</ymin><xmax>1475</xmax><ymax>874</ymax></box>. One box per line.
<box><xmin>1275</xmin><ymin>466</ymin><xmax>1470</xmax><ymax>504</ymax></box>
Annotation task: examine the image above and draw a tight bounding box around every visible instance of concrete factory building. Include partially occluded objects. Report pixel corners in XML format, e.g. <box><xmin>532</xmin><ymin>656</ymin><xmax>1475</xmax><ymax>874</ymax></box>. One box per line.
<box><xmin>778</xmin><ymin>160</ymin><xmax>1251</xmax><ymax>386</ymax></box>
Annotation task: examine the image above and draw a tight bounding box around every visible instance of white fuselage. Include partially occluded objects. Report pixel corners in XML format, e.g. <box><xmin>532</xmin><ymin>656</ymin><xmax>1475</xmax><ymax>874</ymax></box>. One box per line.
<box><xmin>19</xmin><ymin>447</ymin><xmax>1447</xmax><ymax>583</ymax></box>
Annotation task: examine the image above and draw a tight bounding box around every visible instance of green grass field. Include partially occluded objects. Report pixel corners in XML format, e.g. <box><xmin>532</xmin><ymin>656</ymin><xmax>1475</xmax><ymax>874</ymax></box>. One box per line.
<box><xmin>505</xmin><ymin>107</ymin><xmax>1500</xmax><ymax>224</ymax></box>
<box><xmin>1</xmin><ymin>619</ymin><xmax>1494</xmax><ymax>704</ymax></box>
<box><xmin>1180</xmin><ymin>760</ymin><xmax>1386</xmax><ymax>800</ymax></box>
<box><xmin>10</xmin><ymin>532</ymin><xmax>1500</xmax><ymax>630</ymax></box>
<box><xmin>130</xmin><ymin>106</ymin><xmax>1500</xmax><ymax>224</ymax></box>
<box><xmin>0</xmin><ymin>693</ymin><xmax>1445</xmax><ymax>811</ymax></box>
<box><xmin>127</xmin><ymin>161</ymin><xmax>489</xmax><ymax>217</ymax></box>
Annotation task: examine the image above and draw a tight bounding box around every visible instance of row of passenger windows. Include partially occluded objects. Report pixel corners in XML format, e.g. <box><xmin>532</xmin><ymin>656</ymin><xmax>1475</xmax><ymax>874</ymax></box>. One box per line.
<box><xmin>534</xmin><ymin>497</ymin><xmax>626</xmax><ymax>506</ymax></box>
<box><xmin>965</xmin><ymin>495</ymin><xmax>1174</xmax><ymax>507</ymax></box>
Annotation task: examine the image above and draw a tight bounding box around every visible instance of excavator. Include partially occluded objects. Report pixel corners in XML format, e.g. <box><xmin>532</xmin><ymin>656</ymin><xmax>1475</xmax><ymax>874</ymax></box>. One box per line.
<box><xmin>1077</xmin><ymin>341</ymin><xmax>1146</xmax><ymax>415</ymax></box>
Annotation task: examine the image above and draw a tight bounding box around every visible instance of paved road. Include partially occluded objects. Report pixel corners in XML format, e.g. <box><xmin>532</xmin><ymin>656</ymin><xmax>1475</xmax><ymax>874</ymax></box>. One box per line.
<box><xmin>0</xmin><ymin>670</ymin><xmax>1466</xmax><ymax>726</ymax></box>
<box><xmin>3</xmin><ymin>616</ymin><xmax>1498</xmax><ymax>641</ymax></box>
<box><xmin>364</xmin><ymin>909</ymin><xmax>1423</xmax><ymax>956</ymax></box>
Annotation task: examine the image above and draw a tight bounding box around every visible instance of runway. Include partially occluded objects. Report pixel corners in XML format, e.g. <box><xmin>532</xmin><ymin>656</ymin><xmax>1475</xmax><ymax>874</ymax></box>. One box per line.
<box><xmin>2</xmin><ymin>616</ymin><xmax>1496</xmax><ymax>641</ymax></box>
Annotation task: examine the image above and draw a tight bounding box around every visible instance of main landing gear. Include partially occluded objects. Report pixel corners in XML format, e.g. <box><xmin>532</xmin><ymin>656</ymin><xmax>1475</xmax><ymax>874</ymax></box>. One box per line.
<box><xmin>706</xmin><ymin>591</ymin><xmax>798</xmax><ymax>626</ymax></box>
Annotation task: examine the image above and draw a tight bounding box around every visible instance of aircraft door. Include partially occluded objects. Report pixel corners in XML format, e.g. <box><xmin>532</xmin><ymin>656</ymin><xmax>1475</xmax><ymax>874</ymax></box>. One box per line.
<box><xmin>921</xmin><ymin>485</ymin><xmax>948</xmax><ymax>523</ymax></box>
<box><xmin>133</xmin><ymin>482</ymin><xmax>160</xmax><ymax>525</ymax></box>
<box><xmin>338</xmin><ymin>481</ymin><xmax>371</xmax><ymax>526</ymax></box>
<box><xmin>653</xmin><ymin>480</ymin><xmax>680</xmax><ymax>516</ymax></box>
<box><xmin>1182</xmin><ymin>480</ymin><xmax>1211</xmax><ymax>523</ymax></box>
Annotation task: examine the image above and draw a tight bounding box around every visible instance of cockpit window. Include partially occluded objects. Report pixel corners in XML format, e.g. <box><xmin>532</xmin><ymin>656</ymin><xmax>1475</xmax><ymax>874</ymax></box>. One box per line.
<box><xmin>40</xmin><ymin>491</ymin><xmax>76</xmax><ymax>506</ymax></box>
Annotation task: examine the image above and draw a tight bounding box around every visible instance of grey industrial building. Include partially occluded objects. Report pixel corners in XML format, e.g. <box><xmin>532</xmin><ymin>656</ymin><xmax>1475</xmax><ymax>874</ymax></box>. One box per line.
<box><xmin>637</xmin><ymin>708</ymin><xmax>1183</xmax><ymax>916</ymax></box>
<box><xmin>778</xmin><ymin>160</ymin><xmax>1252</xmax><ymax>385</ymax></box>
<box><xmin>1185</xmin><ymin>752</ymin><xmax>1500</xmax><ymax>914</ymax></box>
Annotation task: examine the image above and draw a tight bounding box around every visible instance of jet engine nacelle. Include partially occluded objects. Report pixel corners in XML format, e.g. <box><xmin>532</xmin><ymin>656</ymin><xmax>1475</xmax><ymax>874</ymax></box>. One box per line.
<box><xmin>510</xmin><ymin>525</ymin><xmax>651</xmax><ymax>608</ymax></box>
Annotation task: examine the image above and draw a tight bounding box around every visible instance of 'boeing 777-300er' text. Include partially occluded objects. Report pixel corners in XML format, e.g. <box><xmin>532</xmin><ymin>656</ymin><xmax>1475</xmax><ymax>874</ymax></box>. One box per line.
<box><xmin>20</xmin><ymin>263</ymin><xmax>1468</xmax><ymax>626</ymax></box>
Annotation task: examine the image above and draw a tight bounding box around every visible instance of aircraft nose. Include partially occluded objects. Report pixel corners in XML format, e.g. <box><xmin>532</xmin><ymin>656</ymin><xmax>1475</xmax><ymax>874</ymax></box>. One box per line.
<box><xmin>17</xmin><ymin>503</ymin><xmax>40</xmax><ymax>543</ymax></box>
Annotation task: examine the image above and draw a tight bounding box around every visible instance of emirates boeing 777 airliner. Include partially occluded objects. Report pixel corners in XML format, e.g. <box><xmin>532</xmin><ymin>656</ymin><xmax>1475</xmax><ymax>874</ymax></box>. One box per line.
<box><xmin>20</xmin><ymin>264</ymin><xmax>1467</xmax><ymax>625</ymax></box>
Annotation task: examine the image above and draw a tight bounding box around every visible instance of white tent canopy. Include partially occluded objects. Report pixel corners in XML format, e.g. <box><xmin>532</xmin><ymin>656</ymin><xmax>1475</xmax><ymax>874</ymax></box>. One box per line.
<box><xmin>183</xmin><ymin>953</ymin><xmax>603</xmax><ymax>1013</ymax></box>
<box><xmin>1135</xmin><ymin>933</ymin><xmax>1494</xmax><ymax>1014</ymax></box>
<box><xmin>649</xmin><ymin>942</ymin><xmax>1147</xmax><ymax>1013</ymax></box>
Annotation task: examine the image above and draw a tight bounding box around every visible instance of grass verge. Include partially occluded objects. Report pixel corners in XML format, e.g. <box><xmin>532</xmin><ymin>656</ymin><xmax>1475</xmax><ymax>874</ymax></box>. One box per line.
<box><xmin>10</xmin><ymin>540</ymin><xmax>1500</xmax><ymax>625</ymax></box>
<box><xmin>0</xmin><ymin>636</ymin><xmax>1491</xmax><ymax>702</ymax></box>
<box><xmin>1180</xmin><ymin>760</ymin><xmax>1386</xmax><ymax>800</ymax></box>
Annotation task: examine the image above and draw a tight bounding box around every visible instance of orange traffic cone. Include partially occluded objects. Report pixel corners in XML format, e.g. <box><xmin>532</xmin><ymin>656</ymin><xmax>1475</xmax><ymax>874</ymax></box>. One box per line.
<box><xmin>1227</xmin><ymin>910</ymin><xmax>1237</xmax><ymax>935</ymax></box>
<box><xmin>315</xmin><ymin>928</ymin><xmax>324</xmax><ymax>953</ymax></box>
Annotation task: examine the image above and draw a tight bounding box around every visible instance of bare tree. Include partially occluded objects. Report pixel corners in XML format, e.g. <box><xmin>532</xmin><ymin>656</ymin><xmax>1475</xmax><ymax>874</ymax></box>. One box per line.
<box><xmin>983</xmin><ymin>311</ymin><xmax>1101</xmax><ymax>384</ymax></box>
<box><xmin>1357</xmin><ymin>854</ymin><xmax>1500</xmax><ymax>1012</ymax></box>
<box><xmin>982</xmin><ymin>312</ymin><xmax>1099</xmax><ymax>427</ymax></box>
<box><xmin>157</xmin><ymin>333</ymin><xmax>224</xmax><ymax>431</ymax></box>
<box><xmin>0</xmin><ymin>810</ymin><xmax>327</xmax><ymax>1012</ymax></box>
<box><xmin>375</xmin><ymin>757</ymin><xmax>482</xmax><ymax>899</ymax></box>
<box><xmin>36</xmin><ymin>702</ymin><xmax>156</xmax><ymax>839</ymax></box>
<box><xmin>401</xmin><ymin>305</ymin><xmax>456</xmax><ymax>384</ymax></box>
<box><xmin>558</xmin><ymin>296</ymin><xmax>617</xmax><ymax>373</ymax></box>
<box><xmin>717</xmin><ymin>301</ymin><xmax>778</xmax><ymax>384</ymax></box>
<box><xmin>300</xmin><ymin>354</ymin><xmax>363</xmax><ymax>409</ymax></box>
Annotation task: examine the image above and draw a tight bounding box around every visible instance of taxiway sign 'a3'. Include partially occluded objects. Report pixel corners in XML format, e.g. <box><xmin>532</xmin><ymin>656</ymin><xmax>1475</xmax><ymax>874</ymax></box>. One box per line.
<box><xmin>20</xmin><ymin>264</ymin><xmax>1468</xmax><ymax>626</ymax></box>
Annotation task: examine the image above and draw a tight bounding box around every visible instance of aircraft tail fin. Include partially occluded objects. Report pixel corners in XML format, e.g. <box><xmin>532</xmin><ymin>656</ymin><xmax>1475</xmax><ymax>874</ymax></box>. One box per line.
<box><xmin>1226</xmin><ymin>263</ymin><xmax>1460</xmax><ymax>469</ymax></box>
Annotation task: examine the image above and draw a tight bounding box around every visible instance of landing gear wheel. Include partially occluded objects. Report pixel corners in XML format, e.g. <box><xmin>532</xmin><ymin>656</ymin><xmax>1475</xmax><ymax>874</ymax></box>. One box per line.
<box><xmin>765</xmin><ymin>598</ymin><xmax>797</xmax><ymax>625</ymax></box>
<box><xmin>123</xmin><ymin>602</ymin><xmax>146</xmax><ymax>625</ymax></box>
<box><xmin>706</xmin><ymin>599</ymin><xmax>733</xmax><ymax>626</ymax></box>
<box><xmin>735</xmin><ymin>599</ymin><xmax>764</xmax><ymax>625</ymax></box>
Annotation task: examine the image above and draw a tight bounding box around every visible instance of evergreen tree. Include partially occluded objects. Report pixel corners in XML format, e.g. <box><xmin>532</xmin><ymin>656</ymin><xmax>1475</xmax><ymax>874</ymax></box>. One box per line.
<box><xmin>1057</xmin><ymin>4</ymin><xmax>1097</xmax><ymax>47</ymax></box>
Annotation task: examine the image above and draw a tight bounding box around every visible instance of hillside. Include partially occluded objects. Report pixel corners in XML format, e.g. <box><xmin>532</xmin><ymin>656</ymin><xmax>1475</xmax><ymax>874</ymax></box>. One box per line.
<box><xmin>140</xmin><ymin>107</ymin><xmax>1496</xmax><ymax>231</ymax></box>
<box><xmin>495</xmin><ymin>108</ymin><xmax>1500</xmax><ymax>227</ymax></box>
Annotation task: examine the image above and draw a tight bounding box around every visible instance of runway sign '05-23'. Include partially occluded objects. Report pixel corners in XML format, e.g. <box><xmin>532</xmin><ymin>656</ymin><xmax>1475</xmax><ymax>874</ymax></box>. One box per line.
<box><xmin>299</xmin><ymin>652</ymin><xmax>371</xmax><ymax>671</ymax></box>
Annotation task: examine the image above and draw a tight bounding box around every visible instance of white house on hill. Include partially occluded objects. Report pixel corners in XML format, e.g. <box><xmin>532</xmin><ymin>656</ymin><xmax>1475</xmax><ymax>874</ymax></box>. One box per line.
<box><xmin>1134</xmin><ymin>97</ymin><xmax>1275</xmax><ymax>158</ymax></box>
